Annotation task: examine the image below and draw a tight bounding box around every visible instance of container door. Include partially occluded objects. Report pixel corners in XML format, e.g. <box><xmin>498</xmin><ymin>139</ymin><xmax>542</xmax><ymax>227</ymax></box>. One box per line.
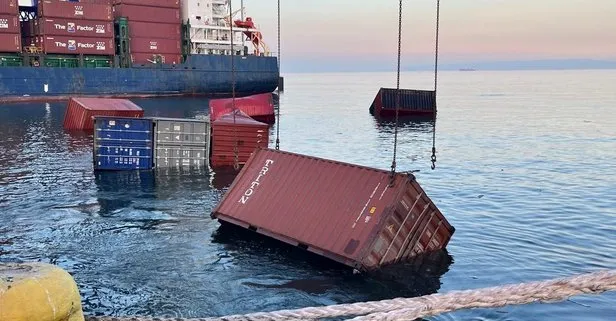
<box><xmin>94</xmin><ymin>117</ymin><xmax>154</xmax><ymax>171</ymax></box>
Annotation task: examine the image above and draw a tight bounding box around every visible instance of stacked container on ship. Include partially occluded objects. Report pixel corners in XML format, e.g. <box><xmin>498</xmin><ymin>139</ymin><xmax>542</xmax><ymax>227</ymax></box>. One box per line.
<box><xmin>112</xmin><ymin>0</ymin><xmax>182</xmax><ymax>65</ymax></box>
<box><xmin>0</xmin><ymin>0</ymin><xmax>21</xmax><ymax>55</ymax></box>
<box><xmin>29</xmin><ymin>0</ymin><xmax>115</xmax><ymax>67</ymax></box>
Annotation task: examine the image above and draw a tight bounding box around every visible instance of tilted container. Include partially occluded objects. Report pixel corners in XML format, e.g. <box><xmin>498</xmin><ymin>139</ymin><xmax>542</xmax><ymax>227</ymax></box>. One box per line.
<box><xmin>63</xmin><ymin>97</ymin><xmax>144</xmax><ymax>131</ymax></box>
<box><xmin>152</xmin><ymin>117</ymin><xmax>211</xmax><ymax>169</ymax></box>
<box><xmin>210</xmin><ymin>110</ymin><xmax>269</xmax><ymax>168</ymax></box>
<box><xmin>38</xmin><ymin>0</ymin><xmax>113</xmax><ymax>21</ymax></box>
<box><xmin>369</xmin><ymin>87</ymin><xmax>436</xmax><ymax>118</ymax></box>
<box><xmin>209</xmin><ymin>93</ymin><xmax>275</xmax><ymax>124</ymax></box>
<box><xmin>211</xmin><ymin>148</ymin><xmax>455</xmax><ymax>272</ymax></box>
<box><xmin>93</xmin><ymin>116</ymin><xmax>154</xmax><ymax>171</ymax></box>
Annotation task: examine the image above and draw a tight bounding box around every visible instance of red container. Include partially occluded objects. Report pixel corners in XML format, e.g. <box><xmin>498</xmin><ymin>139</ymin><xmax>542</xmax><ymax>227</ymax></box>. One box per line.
<box><xmin>63</xmin><ymin>97</ymin><xmax>144</xmax><ymax>131</ymax></box>
<box><xmin>129</xmin><ymin>37</ymin><xmax>181</xmax><ymax>54</ymax></box>
<box><xmin>112</xmin><ymin>4</ymin><xmax>180</xmax><ymax>24</ymax></box>
<box><xmin>212</xmin><ymin>148</ymin><xmax>455</xmax><ymax>272</ymax></box>
<box><xmin>128</xmin><ymin>21</ymin><xmax>181</xmax><ymax>39</ymax></box>
<box><xmin>370</xmin><ymin>87</ymin><xmax>436</xmax><ymax>118</ymax></box>
<box><xmin>38</xmin><ymin>1</ymin><xmax>113</xmax><ymax>21</ymax></box>
<box><xmin>37</xmin><ymin>36</ymin><xmax>115</xmax><ymax>55</ymax></box>
<box><xmin>131</xmin><ymin>53</ymin><xmax>182</xmax><ymax>65</ymax></box>
<box><xmin>0</xmin><ymin>33</ymin><xmax>21</xmax><ymax>52</ymax></box>
<box><xmin>0</xmin><ymin>14</ymin><xmax>19</xmax><ymax>34</ymax></box>
<box><xmin>113</xmin><ymin>0</ymin><xmax>180</xmax><ymax>9</ymax></box>
<box><xmin>36</xmin><ymin>18</ymin><xmax>113</xmax><ymax>38</ymax></box>
<box><xmin>209</xmin><ymin>93</ymin><xmax>275</xmax><ymax>124</ymax></box>
<box><xmin>0</xmin><ymin>0</ymin><xmax>18</xmax><ymax>15</ymax></box>
<box><xmin>210</xmin><ymin>110</ymin><xmax>269</xmax><ymax>168</ymax></box>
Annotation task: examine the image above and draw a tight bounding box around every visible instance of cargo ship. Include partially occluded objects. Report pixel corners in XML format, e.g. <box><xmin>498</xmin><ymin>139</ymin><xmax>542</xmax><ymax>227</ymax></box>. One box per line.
<box><xmin>0</xmin><ymin>0</ymin><xmax>279</xmax><ymax>103</ymax></box>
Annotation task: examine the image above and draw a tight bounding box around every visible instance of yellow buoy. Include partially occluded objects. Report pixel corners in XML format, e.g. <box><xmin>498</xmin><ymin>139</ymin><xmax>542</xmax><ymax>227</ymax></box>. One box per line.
<box><xmin>0</xmin><ymin>262</ymin><xmax>84</xmax><ymax>321</ymax></box>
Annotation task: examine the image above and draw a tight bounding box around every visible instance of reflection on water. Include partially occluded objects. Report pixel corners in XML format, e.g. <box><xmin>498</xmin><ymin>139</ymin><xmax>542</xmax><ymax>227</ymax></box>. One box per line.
<box><xmin>1</xmin><ymin>70</ymin><xmax>616</xmax><ymax>321</ymax></box>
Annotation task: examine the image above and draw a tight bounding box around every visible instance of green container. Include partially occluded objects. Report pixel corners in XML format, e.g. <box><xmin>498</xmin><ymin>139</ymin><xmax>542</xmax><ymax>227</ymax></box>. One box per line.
<box><xmin>0</xmin><ymin>55</ymin><xmax>22</xmax><ymax>67</ymax></box>
<box><xmin>44</xmin><ymin>55</ymin><xmax>79</xmax><ymax>68</ymax></box>
<box><xmin>84</xmin><ymin>56</ymin><xmax>113</xmax><ymax>68</ymax></box>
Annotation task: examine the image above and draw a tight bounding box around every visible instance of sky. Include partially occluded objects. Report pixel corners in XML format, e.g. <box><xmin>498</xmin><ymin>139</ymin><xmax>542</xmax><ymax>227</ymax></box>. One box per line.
<box><xmin>240</xmin><ymin>0</ymin><xmax>616</xmax><ymax>72</ymax></box>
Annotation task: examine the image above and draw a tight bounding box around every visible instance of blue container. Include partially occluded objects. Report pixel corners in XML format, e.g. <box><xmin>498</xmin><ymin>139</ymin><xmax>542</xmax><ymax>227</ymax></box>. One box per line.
<box><xmin>93</xmin><ymin>116</ymin><xmax>154</xmax><ymax>171</ymax></box>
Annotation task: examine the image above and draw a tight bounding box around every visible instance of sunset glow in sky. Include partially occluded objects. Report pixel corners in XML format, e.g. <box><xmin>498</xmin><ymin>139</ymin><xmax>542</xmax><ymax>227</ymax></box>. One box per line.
<box><xmin>244</xmin><ymin>0</ymin><xmax>615</xmax><ymax>63</ymax></box>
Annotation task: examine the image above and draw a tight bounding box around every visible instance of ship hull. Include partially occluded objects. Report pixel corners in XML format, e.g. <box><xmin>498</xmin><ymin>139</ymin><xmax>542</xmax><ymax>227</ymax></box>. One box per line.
<box><xmin>0</xmin><ymin>54</ymin><xmax>279</xmax><ymax>103</ymax></box>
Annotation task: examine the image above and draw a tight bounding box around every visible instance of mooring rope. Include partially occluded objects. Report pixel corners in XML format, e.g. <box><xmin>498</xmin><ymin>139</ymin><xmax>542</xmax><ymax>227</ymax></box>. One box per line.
<box><xmin>85</xmin><ymin>269</ymin><xmax>616</xmax><ymax>321</ymax></box>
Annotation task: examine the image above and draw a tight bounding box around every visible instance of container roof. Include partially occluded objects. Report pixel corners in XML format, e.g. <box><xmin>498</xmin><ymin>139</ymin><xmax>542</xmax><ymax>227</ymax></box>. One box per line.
<box><xmin>70</xmin><ymin>97</ymin><xmax>143</xmax><ymax>111</ymax></box>
<box><xmin>213</xmin><ymin>109</ymin><xmax>268</xmax><ymax>126</ymax></box>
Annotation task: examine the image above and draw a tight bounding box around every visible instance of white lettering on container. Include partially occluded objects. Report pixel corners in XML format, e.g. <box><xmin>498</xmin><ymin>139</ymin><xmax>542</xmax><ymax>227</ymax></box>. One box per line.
<box><xmin>1</xmin><ymin>19</ymin><xmax>10</xmax><ymax>29</ymax></box>
<box><xmin>239</xmin><ymin>159</ymin><xmax>274</xmax><ymax>205</ymax></box>
<box><xmin>74</xmin><ymin>6</ymin><xmax>84</xmax><ymax>16</ymax></box>
<box><xmin>77</xmin><ymin>25</ymin><xmax>94</xmax><ymax>31</ymax></box>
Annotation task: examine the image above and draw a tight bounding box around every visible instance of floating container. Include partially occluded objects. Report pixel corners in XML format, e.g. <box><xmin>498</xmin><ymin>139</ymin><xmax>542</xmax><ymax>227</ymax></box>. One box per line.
<box><xmin>112</xmin><ymin>4</ymin><xmax>181</xmax><ymax>24</ymax></box>
<box><xmin>152</xmin><ymin>117</ymin><xmax>211</xmax><ymax>168</ymax></box>
<box><xmin>127</xmin><ymin>21</ymin><xmax>181</xmax><ymax>39</ymax></box>
<box><xmin>209</xmin><ymin>93</ymin><xmax>275</xmax><ymax>124</ymax></box>
<box><xmin>63</xmin><ymin>97</ymin><xmax>144</xmax><ymax>131</ymax></box>
<box><xmin>36</xmin><ymin>36</ymin><xmax>115</xmax><ymax>55</ymax></box>
<box><xmin>211</xmin><ymin>148</ymin><xmax>455</xmax><ymax>272</ymax></box>
<box><xmin>35</xmin><ymin>18</ymin><xmax>113</xmax><ymax>38</ymax></box>
<box><xmin>131</xmin><ymin>53</ymin><xmax>182</xmax><ymax>65</ymax></box>
<box><xmin>93</xmin><ymin>116</ymin><xmax>154</xmax><ymax>171</ymax></box>
<box><xmin>0</xmin><ymin>1</ymin><xmax>18</xmax><ymax>15</ymax></box>
<box><xmin>0</xmin><ymin>15</ymin><xmax>19</xmax><ymax>34</ymax></box>
<box><xmin>38</xmin><ymin>1</ymin><xmax>113</xmax><ymax>21</ymax></box>
<box><xmin>129</xmin><ymin>37</ymin><xmax>181</xmax><ymax>54</ymax></box>
<box><xmin>210</xmin><ymin>109</ymin><xmax>269</xmax><ymax>168</ymax></box>
<box><xmin>0</xmin><ymin>33</ymin><xmax>21</xmax><ymax>53</ymax></box>
<box><xmin>369</xmin><ymin>88</ymin><xmax>436</xmax><ymax>118</ymax></box>
<box><xmin>112</xmin><ymin>0</ymin><xmax>180</xmax><ymax>9</ymax></box>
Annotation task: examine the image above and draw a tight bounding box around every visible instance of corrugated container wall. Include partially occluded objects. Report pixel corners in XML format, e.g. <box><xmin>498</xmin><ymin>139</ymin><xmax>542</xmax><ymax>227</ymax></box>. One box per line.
<box><xmin>211</xmin><ymin>148</ymin><xmax>455</xmax><ymax>272</ymax></box>
<box><xmin>126</xmin><ymin>21</ymin><xmax>181</xmax><ymax>39</ymax></box>
<box><xmin>131</xmin><ymin>53</ymin><xmax>182</xmax><ymax>65</ymax></box>
<box><xmin>152</xmin><ymin>117</ymin><xmax>210</xmax><ymax>168</ymax></box>
<box><xmin>37</xmin><ymin>36</ymin><xmax>115</xmax><ymax>55</ymax></box>
<box><xmin>0</xmin><ymin>15</ymin><xmax>20</xmax><ymax>34</ymax></box>
<box><xmin>35</xmin><ymin>18</ymin><xmax>114</xmax><ymax>38</ymax></box>
<box><xmin>38</xmin><ymin>1</ymin><xmax>113</xmax><ymax>21</ymax></box>
<box><xmin>0</xmin><ymin>1</ymin><xmax>18</xmax><ymax>15</ymax></box>
<box><xmin>112</xmin><ymin>4</ymin><xmax>180</xmax><ymax>24</ymax></box>
<box><xmin>210</xmin><ymin>110</ymin><xmax>269</xmax><ymax>168</ymax></box>
<box><xmin>113</xmin><ymin>0</ymin><xmax>180</xmax><ymax>9</ymax></box>
<box><xmin>0</xmin><ymin>33</ymin><xmax>21</xmax><ymax>52</ymax></box>
<box><xmin>129</xmin><ymin>38</ymin><xmax>181</xmax><ymax>54</ymax></box>
<box><xmin>63</xmin><ymin>97</ymin><xmax>144</xmax><ymax>131</ymax></box>
<box><xmin>209</xmin><ymin>93</ymin><xmax>275</xmax><ymax>124</ymax></box>
<box><xmin>93</xmin><ymin>116</ymin><xmax>154</xmax><ymax>171</ymax></box>
<box><xmin>370</xmin><ymin>88</ymin><xmax>436</xmax><ymax>117</ymax></box>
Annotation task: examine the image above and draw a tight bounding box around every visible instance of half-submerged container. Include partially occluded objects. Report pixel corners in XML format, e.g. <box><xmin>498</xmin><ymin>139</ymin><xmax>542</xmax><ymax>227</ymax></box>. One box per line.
<box><xmin>152</xmin><ymin>117</ymin><xmax>211</xmax><ymax>169</ymax></box>
<box><xmin>211</xmin><ymin>148</ymin><xmax>455</xmax><ymax>272</ymax></box>
<box><xmin>370</xmin><ymin>87</ymin><xmax>436</xmax><ymax>118</ymax></box>
<box><xmin>63</xmin><ymin>97</ymin><xmax>144</xmax><ymax>131</ymax></box>
<box><xmin>210</xmin><ymin>110</ymin><xmax>269</xmax><ymax>168</ymax></box>
<box><xmin>93</xmin><ymin>116</ymin><xmax>154</xmax><ymax>171</ymax></box>
<box><xmin>209</xmin><ymin>93</ymin><xmax>275</xmax><ymax>124</ymax></box>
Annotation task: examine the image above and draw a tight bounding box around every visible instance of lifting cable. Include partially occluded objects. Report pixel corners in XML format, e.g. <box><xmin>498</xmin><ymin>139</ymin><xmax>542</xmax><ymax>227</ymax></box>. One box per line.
<box><xmin>389</xmin><ymin>0</ymin><xmax>403</xmax><ymax>186</ymax></box>
<box><xmin>274</xmin><ymin>0</ymin><xmax>281</xmax><ymax>150</ymax></box>
<box><xmin>229</xmin><ymin>0</ymin><xmax>239</xmax><ymax>171</ymax></box>
<box><xmin>431</xmin><ymin>0</ymin><xmax>440</xmax><ymax>170</ymax></box>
